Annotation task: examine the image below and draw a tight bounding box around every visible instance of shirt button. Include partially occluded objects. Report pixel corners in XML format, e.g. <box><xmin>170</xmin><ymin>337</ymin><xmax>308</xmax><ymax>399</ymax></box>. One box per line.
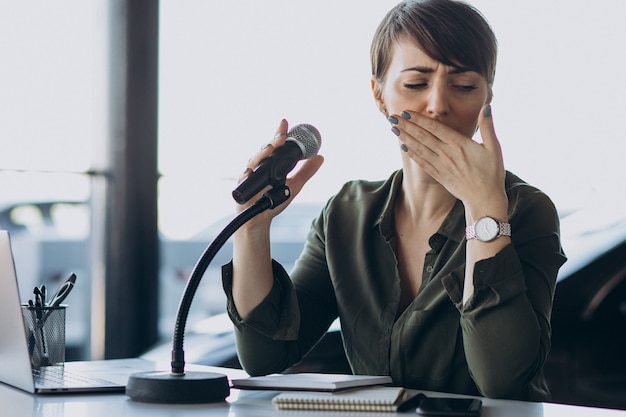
<box><xmin>426</xmin><ymin>265</ymin><xmax>433</xmax><ymax>273</ymax></box>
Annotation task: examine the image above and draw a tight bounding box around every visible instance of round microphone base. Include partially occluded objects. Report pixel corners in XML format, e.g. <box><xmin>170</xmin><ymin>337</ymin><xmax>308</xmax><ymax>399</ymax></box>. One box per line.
<box><xmin>126</xmin><ymin>371</ymin><xmax>230</xmax><ymax>403</ymax></box>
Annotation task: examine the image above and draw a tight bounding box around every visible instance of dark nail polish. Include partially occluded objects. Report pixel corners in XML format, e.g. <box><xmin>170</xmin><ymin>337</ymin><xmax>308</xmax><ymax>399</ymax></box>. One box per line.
<box><xmin>401</xmin><ymin>111</ymin><xmax>411</xmax><ymax>120</ymax></box>
<box><xmin>391</xmin><ymin>126</ymin><xmax>400</xmax><ymax>136</ymax></box>
<box><xmin>484</xmin><ymin>105</ymin><xmax>492</xmax><ymax>118</ymax></box>
<box><xmin>400</xmin><ymin>144</ymin><xmax>408</xmax><ymax>152</ymax></box>
<box><xmin>388</xmin><ymin>115</ymin><xmax>399</xmax><ymax>125</ymax></box>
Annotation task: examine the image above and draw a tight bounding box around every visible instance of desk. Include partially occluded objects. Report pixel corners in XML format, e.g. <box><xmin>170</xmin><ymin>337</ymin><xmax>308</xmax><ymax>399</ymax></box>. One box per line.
<box><xmin>2</xmin><ymin>366</ymin><xmax>626</xmax><ymax>417</ymax></box>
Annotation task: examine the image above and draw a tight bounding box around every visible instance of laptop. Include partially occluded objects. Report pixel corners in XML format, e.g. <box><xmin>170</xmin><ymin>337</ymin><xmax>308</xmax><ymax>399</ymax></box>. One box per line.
<box><xmin>0</xmin><ymin>230</ymin><xmax>159</xmax><ymax>393</ymax></box>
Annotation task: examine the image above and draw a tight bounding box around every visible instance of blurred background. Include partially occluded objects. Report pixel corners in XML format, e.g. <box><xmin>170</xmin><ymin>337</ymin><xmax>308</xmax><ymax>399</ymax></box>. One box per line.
<box><xmin>1</xmin><ymin>0</ymin><xmax>625</xmax><ymax>410</ymax></box>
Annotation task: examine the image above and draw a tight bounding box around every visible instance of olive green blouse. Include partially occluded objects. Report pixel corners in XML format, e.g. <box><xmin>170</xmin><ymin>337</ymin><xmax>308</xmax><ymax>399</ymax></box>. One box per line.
<box><xmin>222</xmin><ymin>170</ymin><xmax>567</xmax><ymax>401</ymax></box>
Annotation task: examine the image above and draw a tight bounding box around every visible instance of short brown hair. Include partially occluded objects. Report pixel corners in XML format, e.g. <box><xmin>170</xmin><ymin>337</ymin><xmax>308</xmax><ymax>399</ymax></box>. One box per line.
<box><xmin>371</xmin><ymin>0</ymin><xmax>497</xmax><ymax>87</ymax></box>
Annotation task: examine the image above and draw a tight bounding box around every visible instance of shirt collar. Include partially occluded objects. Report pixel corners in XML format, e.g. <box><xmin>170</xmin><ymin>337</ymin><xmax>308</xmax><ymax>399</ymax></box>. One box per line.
<box><xmin>374</xmin><ymin>170</ymin><xmax>403</xmax><ymax>240</ymax></box>
<box><xmin>439</xmin><ymin>199</ymin><xmax>465</xmax><ymax>243</ymax></box>
<box><xmin>374</xmin><ymin>170</ymin><xmax>466</xmax><ymax>243</ymax></box>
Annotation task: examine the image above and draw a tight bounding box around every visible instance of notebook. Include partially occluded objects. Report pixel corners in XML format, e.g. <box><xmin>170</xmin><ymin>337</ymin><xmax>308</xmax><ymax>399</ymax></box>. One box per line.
<box><xmin>231</xmin><ymin>372</ymin><xmax>393</xmax><ymax>392</ymax></box>
<box><xmin>0</xmin><ymin>230</ymin><xmax>158</xmax><ymax>394</ymax></box>
<box><xmin>272</xmin><ymin>386</ymin><xmax>425</xmax><ymax>412</ymax></box>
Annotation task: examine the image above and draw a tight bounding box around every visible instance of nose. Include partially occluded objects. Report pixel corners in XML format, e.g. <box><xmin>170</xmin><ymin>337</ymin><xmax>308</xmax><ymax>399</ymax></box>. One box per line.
<box><xmin>425</xmin><ymin>82</ymin><xmax>449</xmax><ymax>117</ymax></box>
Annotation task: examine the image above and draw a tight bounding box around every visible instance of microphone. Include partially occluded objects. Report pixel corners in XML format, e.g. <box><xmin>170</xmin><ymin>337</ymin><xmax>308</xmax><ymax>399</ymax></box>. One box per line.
<box><xmin>232</xmin><ymin>123</ymin><xmax>322</xmax><ymax>204</ymax></box>
<box><xmin>125</xmin><ymin>124</ymin><xmax>321</xmax><ymax>404</ymax></box>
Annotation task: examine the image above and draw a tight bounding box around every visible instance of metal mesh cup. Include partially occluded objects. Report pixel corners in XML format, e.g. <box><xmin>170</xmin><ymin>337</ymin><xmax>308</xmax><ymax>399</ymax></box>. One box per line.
<box><xmin>21</xmin><ymin>305</ymin><xmax>66</xmax><ymax>368</ymax></box>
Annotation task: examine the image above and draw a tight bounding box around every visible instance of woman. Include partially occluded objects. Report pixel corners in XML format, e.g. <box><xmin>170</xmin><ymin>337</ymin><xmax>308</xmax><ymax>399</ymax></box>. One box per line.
<box><xmin>222</xmin><ymin>0</ymin><xmax>567</xmax><ymax>401</ymax></box>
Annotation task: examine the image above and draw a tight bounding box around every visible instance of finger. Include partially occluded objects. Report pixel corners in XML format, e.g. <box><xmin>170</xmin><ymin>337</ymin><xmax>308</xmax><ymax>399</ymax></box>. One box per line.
<box><xmin>391</xmin><ymin>123</ymin><xmax>441</xmax><ymax>175</ymax></box>
<box><xmin>391</xmin><ymin>113</ymin><xmax>454</xmax><ymax>172</ymax></box>
<box><xmin>260</xmin><ymin>119</ymin><xmax>289</xmax><ymax>158</ymax></box>
<box><xmin>285</xmin><ymin>155</ymin><xmax>325</xmax><ymax>198</ymax></box>
<box><xmin>241</xmin><ymin>155</ymin><xmax>324</xmax><ymax>218</ymax></box>
<box><xmin>399</xmin><ymin>110</ymin><xmax>462</xmax><ymax>145</ymax></box>
<box><xmin>270</xmin><ymin>119</ymin><xmax>289</xmax><ymax>147</ymax></box>
<box><xmin>390</xmin><ymin>114</ymin><xmax>440</xmax><ymax>159</ymax></box>
<box><xmin>477</xmin><ymin>104</ymin><xmax>501</xmax><ymax>151</ymax></box>
<box><xmin>239</xmin><ymin>119</ymin><xmax>289</xmax><ymax>181</ymax></box>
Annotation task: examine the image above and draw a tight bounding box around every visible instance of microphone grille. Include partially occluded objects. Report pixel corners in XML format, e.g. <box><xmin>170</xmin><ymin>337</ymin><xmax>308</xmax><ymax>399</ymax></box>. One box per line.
<box><xmin>287</xmin><ymin>124</ymin><xmax>322</xmax><ymax>159</ymax></box>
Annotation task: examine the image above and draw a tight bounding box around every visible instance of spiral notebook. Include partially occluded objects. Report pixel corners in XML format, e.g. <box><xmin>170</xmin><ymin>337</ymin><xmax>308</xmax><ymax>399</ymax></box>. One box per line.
<box><xmin>272</xmin><ymin>386</ymin><xmax>425</xmax><ymax>412</ymax></box>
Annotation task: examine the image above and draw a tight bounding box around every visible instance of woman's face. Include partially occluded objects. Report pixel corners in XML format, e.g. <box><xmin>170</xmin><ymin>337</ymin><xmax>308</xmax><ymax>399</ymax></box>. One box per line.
<box><xmin>373</xmin><ymin>39</ymin><xmax>491</xmax><ymax>138</ymax></box>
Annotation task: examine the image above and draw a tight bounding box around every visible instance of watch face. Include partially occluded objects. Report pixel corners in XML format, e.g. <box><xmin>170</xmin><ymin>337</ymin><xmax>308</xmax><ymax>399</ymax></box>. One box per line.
<box><xmin>475</xmin><ymin>217</ymin><xmax>499</xmax><ymax>241</ymax></box>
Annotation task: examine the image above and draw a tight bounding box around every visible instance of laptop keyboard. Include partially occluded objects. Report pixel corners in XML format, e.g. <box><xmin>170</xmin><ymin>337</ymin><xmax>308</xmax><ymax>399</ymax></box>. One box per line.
<box><xmin>34</xmin><ymin>366</ymin><xmax>115</xmax><ymax>388</ymax></box>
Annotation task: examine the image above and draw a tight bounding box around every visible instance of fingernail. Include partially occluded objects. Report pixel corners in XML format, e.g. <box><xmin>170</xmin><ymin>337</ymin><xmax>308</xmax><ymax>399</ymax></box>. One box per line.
<box><xmin>400</xmin><ymin>144</ymin><xmax>408</xmax><ymax>152</ymax></box>
<box><xmin>401</xmin><ymin>111</ymin><xmax>411</xmax><ymax>120</ymax></box>
<box><xmin>484</xmin><ymin>105</ymin><xmax>492</xmax><ymax>118</ymax></box>
<box><xmin>261</xmin><ymin>143</ymin><xmax>272</xmax><ymax>150</ymax></box>
<box><xmin>242</xmin><ymin>168</ymin><xmax>252</xmax><ymax>176</ymax></box>
<box><xmin>388</xmin><ymin>115</ymin><xmax>399</xmax><ymax>125</ymax></box>
<box><xmin>391</xmin><ymin>127</ymin><xmax>400</xmax><ymax>136</ymax></box>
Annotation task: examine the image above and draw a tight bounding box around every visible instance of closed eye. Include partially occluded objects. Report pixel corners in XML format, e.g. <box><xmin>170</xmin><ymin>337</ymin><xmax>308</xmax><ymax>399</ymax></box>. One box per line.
<box><xmin>403</xmin><ymin>83</ymin><xmax>427</xmax><ymax>90</ymax></box>
<box><xmin>455</xmin><ymin>85</ymin><xmax>478</xmax><ymax>92</ymax></box>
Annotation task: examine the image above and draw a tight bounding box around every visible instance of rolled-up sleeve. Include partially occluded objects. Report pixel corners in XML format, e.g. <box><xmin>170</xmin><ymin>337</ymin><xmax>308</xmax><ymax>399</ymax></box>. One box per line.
<box><xmin>221</xmin><ymin>206</ymin><xmax>338</xmax><ymax>376</ymax></box>
<box><xmin>221</xmin><ymin>260</ymin><xmax>302</xmax><ymax>375</ymax></box>
<box><xmin>442</xmin><ymin>191</ymin><xmax>566</xmax><ymax>400</ymax></box>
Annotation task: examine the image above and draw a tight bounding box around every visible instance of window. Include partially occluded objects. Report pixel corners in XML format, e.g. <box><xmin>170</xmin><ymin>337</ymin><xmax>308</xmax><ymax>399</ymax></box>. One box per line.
<box><xmin>0</xmin><ymin>1</ymin><xmax>109</xmax><ymax>359</ymax></box>
<box><xmin>158</xmin><ymin>0</ymin><xmax>626</xmax><ymax>334</ymax></box>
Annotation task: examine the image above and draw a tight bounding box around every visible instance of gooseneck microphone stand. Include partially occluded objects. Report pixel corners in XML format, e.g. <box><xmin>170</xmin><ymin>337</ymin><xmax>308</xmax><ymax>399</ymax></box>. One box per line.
<box><xmin>126</xmin><ymin>184</ymin><xmax>291</xmax><ymax>403</ymax></box>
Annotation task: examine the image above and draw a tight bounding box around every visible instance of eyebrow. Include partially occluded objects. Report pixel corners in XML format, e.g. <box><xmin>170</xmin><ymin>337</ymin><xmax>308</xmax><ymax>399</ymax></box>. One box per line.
<box><xmin>401</xmin><ymin>66</ymin><xmax>475</xmax><ymax>75</ymax></box>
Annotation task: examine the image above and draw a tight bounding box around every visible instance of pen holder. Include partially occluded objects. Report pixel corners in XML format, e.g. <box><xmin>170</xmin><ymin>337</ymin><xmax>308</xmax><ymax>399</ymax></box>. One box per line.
<box><xmin>21</xmin><ymin>304</ymin><xmax>66</xmax><ymax>368</ymax></box>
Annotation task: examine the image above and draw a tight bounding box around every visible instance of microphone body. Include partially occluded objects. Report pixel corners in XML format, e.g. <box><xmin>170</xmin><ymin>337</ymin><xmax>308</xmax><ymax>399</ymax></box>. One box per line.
<box><xmin>232</xmin><ymin>124</ymin><xmax>321</xmax><ymax>204</ymax></box>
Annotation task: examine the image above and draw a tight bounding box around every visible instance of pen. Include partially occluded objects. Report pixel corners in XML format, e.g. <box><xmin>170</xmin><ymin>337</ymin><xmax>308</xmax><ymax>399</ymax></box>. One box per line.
<box><xmin>40</xmin><ymin>284</ymin><xmax>46</xmax><ymax>306</ymax></box>
<box><xmin>33</xmin><ymin>287</ymin><xmax>43</xmax><ymax>319</ymax></box>
<box><xmin>26</xmin><ymin>303</ymin><xmax>42</xmax><ymax>362</ymax></box>
<box><xmin>46</xmin><ymin>273</ymin><xmax>76</xmax><ymax>308</ymax></box>
<box><xmin>28</xmin><ymin>330</ymin><xmax>36</xmax><ymax>357</ymax></box>
<box><xmin>30</xmin><ymin>289</ymin><xmax>49</xmax><ymax>365</ymax></box>
<box><xmin>41</xmin><ymin>273</ymin><xmax>76</xmax><ymax>324</ymax></box>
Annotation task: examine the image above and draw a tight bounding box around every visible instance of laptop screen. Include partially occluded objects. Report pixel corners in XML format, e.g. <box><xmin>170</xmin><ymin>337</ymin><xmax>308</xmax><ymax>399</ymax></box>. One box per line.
<box><xmin>0</xmin><ymin>230</ymin><xmax>38</xmax><ymax>393</ymax></box>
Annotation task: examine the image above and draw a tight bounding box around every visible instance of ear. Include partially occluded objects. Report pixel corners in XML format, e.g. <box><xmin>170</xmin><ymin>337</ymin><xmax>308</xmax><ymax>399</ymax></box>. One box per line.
<box><xmin>371</xmin><ymin>77</ymin><xmax>386</xmax><ymax>116</ymax></box>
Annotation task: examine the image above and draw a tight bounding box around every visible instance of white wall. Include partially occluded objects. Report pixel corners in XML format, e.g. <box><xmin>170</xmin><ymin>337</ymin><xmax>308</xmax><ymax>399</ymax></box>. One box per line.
<box><xmin>2</xmin><ymin>1</ymin><xmax>624</xmax><ymax>238</ymax></box>
<box><xmin>158</xmin><ymin>0</ymin><xmax>626</xmax><ymax>237</ymax></box>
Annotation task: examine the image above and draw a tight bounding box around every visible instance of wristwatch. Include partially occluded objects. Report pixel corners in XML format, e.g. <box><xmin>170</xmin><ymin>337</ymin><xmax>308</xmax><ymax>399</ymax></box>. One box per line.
<box><xmin>465</xmin><ymin>216</ymin><xmax>511</xmax><ymax>242</ymax></box>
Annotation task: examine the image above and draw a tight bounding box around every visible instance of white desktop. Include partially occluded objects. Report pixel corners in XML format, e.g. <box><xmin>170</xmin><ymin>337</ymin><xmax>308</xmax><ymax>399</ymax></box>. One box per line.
<box><xmin>2</xmin><ymin>365</ymin><xmax>626</xmax><ymax>417</ymax></box>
